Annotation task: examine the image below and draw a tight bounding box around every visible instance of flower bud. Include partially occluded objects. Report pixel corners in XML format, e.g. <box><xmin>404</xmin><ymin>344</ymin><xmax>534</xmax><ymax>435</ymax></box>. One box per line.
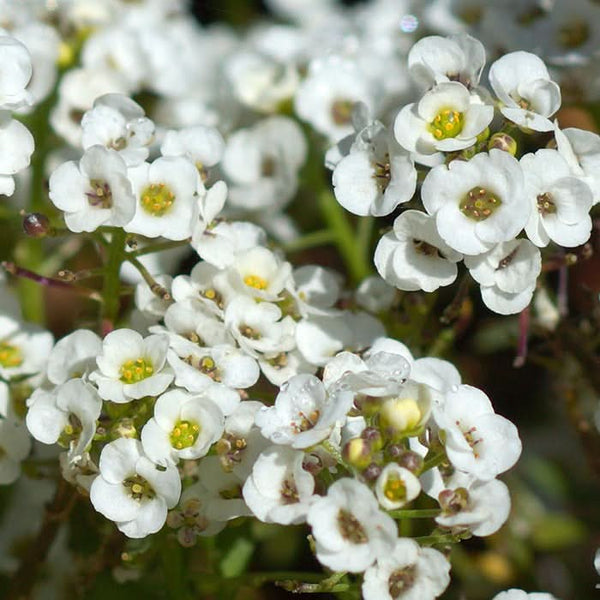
<box><xmin>488</xmin><ymin>132</ymin><xmax>517</xmax><ymax>156</ymax></box>
<box><xmin>111</xmin><ymin>418</ymin><xmax>137</xmax><ymax>439</ymax></box>
<box><xmin>22</xmin><ymin>213</ymin><xmax>51</xmax><ymax>238</ymax></box>
<box><xmin>397</xmin><ymin>451</ymin><xmax>424</xmax><ymax>474</ymax></box>
<box><xmin>363</xmin><ymin>462</ymin><xmax>382</xmax><ymax>481</ymax></box>
<box><xmin>342</xmin><ymin>437</ymin><xmax>371</xmax><ymax>469</ymax></box>
<box><xmin>380</xmin><ymin>397</ymin><xmax>423</xmax><ymax>440</ymax></box>
<box><xmin>439</xmin><ymin>487</ymin><xmax>469</xmax><ymax>515</ymax></box>
<box><xmin>361</xmin><ymin>426</ymin><xmax>383</xmax><ymax>452</ymax></box>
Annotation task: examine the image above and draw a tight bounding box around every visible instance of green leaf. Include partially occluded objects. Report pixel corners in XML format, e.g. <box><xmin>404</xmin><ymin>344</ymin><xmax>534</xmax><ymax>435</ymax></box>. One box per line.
<box><xmin>219</xmin><ymin>537</ymin><xmax>254</xmax><ymax>578</ymax></box>
<box><xmin>531</xmin><ymin>513</ymin><xmax>586</xmax><ymax>550</ymax></box>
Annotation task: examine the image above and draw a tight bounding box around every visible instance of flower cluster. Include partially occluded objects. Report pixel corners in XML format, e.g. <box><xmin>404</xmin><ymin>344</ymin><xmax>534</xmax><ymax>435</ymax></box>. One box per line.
<box><xmin>329</xmin><ymin>33</ymin><xmax>598</xmax><ymax>314</ymax></box>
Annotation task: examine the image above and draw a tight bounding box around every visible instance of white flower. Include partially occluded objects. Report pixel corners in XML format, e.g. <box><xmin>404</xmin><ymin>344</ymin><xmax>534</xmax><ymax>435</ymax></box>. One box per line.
<box><xmin>49</xmin><ymin>146</ymin><xmax>136</xmax><ymax>232</ymax></box>
<box><xmin>125</xmin><ymin>156</ymin><xmax>200</xmax><ymax>240</ymax></box>
<box><xmin>294</xmin><ymin>56</ymin><xmax>377</xmax><ymax>141</ymax></box>
<box><xmin>375</xmin><ymin>210</ymin><xmax>462</xmax><ymax>293</ymax></box>
<box><xmin>435</xmin><ymin>474</ymin><xmax>511</xmax><ymax>537</ymax></box>
<box><xmin>140</xmin><ymin>388</ymin><xmax>224</xmax><ymax>465</ymax></box>
<box><xmin>434</xmin><ymin>384</ymin><xmax>522</xmax><ymax>481</ymax></box>
<box><xmin>555</xmin><ymin>124</ymin><xmax>600</xmax><ymax>204</ymax></box>
<box><xmin>491</xmin><ymin>591</ymin><xmax>559</xmax><ymax>600</ymax></box>
<box><xmin>394</xmin><ymin>82</ymin><xmax>493</xmax><ymax>156</ymax></box>
<box><xmin>465</xmin><ymin>239</ymin><xmax>542</xmax><ymax>314</ymax></box>
<box><xmin>0</xmin><ymin>34</ymin><xmax>33</xmax><ymax>110</ymax></box>
<box><xmin>224</xmin><ymin>246</ymin><xmax>292</xmax><ymax>303</ymax></box>
<box><xmin>26</xmin><ymin>379</ymin><xmax>101</xmax><ymax>462</ymax></box>
<box><xmin>0</xmin><ymin>417</ymin><xmax>31</xmax><ymax>485</ymax></box>
<box><xmin>375</xmin><ymin>464</ymin><xmax>421</xmax><ymax>510</ymax></box>
<box><xmin>362</xmin><ymin>538</ymin><xmax>450</xmax><ymax>600</ymax></box>
<box><xmin>46</xmin><ymin>329</ymin><xmax>102</xmax><ymax>385</ymax></box>
<box><xmin>295</xmin><ymin>312</ymin><xmax>385</xmax><ymax>367</ymax></box>
<box><xmin>332</xmin><ymin>120</ymin><xmax>417</xmax><ymax>216</ymax></box>
<box><xmin>408</xmin><ymin>33</ymin><xmax>486</xmax><ymax>89</ymax></box>
<box><xmin>225</xmin><ymin>297</ymin><xmax>296</xmax><ymax>358</ymax></box>
<box><xmin>489</xmin><ymin>52</ymin><xmax>561</xmax><ymax>132</ymax></box>
<box><xmin>255</xmin><ymin>373</ymin><xmax>353</xmax><ymax>449</ymax></box>
<box><xmin>160</xmin><ymin>125</ymin><xmax>224</xmax><ymax>177</ymax></box>
<box><xmin>90</xmin><ymin>329</ymin><xmax>173</xmax><ymax>404</ymax></box>
<box><xmin>307</xmin><ymin>478</ymin><xmax>397</xmax><ymax>572</ymax></box>
<box><xmin>422</xmin><ymin>150</ymin><xmax>529</xmax><ymax>255</ymax></box>
<box><xmin>0</xmin><ymin>316</ymin><xmax>53</xmax><ymax>382</ymax></box>
<box><xmin>81</xmin><ymin>93</ymin><xmax>155</xmax><ymax>167</ymax></box>
<box><xmin>243</xmin><ymin>445</ymin><xmax>315</xmax><ymax>524</ymax></box>
<box><xmin>355</xmin><ymin>276</ymin><xmax>396</xmax><ymax>313</ymax></box>
<box><xmin>222</xmin><ymin>116</ymin><xmax>306</xmax><ymax>211</ymax></box>
<box><xmin>90</xmin><ymin>437</ymin><xmax>181</xmax><ymax>538</ymax></box>
<box><xmin>522</xmin><ymin>149</ymin><xmax>593</xmax><ymax>247</ymax></box>
<box><xmin>0</xmin><ymin>111</ymin><xmax>34</xmax><ymax>196</ymax></box>
<box><xmin>290</xmin><ymin>265</ymin><xmax>342</xmax><ymax>317</ymax></box>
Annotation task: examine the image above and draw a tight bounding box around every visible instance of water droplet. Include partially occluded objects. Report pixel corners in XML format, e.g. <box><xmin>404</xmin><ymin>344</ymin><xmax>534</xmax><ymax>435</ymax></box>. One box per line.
<box><xmin>450</xmin><ymin>384</ymin><xmax>459</xmax><ymax>393</ymax></box>
<box><xmin>280</xmin><ymin>381</ymin><xmax>289</xmax><ymax>392</ymax></box>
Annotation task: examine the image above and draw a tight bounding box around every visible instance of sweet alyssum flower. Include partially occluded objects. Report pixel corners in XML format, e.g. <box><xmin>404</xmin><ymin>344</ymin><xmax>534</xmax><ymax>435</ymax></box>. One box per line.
<box><xmin>522</xmin><ymin>148</ymin><xmax>593</xmax><ymax>248</ymax></box>
<box><xmin>90</xmin><ymin>437</ymin><xmax>181</xmax><ymax>538</ymax></box>
<box><xmin>26</xmin><ymin>379</ymin><xmax>102</xmax><ymax>462</ymax></box>
<box><xmin>45</xmin><ymin>329</ymin><xmax>102</xmax><ymax>385</ymax></box>
<box><xmin>49</xmin><ymin>145</ymin><xmax>136</xmax><ymax>232</ymax></box>
<box><xmin>243</xmin><ymin>445</ymin><xmax>315</xmax><ymax>524</ymax></box>
<box><xmin>140</xmin><ymin>388</ymin><xmax>224</xmax><ymax>466</ymax></box>
<box><xmin>374</xmin><ymin>463</ymin><xmax>421</xmax><ymax>510</ymax></box>
<box><xmin>255</xmin><ymin>373</ymin><xmax>354</xmax><ymax>449</ymax></box>
<box><xmin>90</xmin><ymin>329</ymin><xmax>173</xmax><ymax>403</ymax></box>
<box><xmin>0</xmin><ymin>417</ymin><xmax>31</xmax><ymax>485</ymax></box>
<box><xmin>307</xmin><ymin>478</ymin><xmax>397</xmax><ymax>572</ymax></box>
<box><xmin>491</xmin><ymin>591</ymin><xmax>559</xmax><ymax>600</ymax></box>
<box><xmin>362</xmin><ymin>538</ymin><xmax>451</xmax><ymax>600</ymax></box>
<box><xmin>489</xmin><ymin>51</ymin><xmax>561</xmax><ymax>132</ymax></box>
<box><xmin>394</xmin><ymin>81</ymin><xmax>493</xmax><ymax>156</ymax></box>
<box><xmin>422</xmin><ymin>149</ymin><xmax>530</xmax><ymax>255</ymax></box>
<box><xmin>374</xmin><ymin>210</ymin><xmax>462</xmax><ymax>293</ymax></box>
<box><xmin>465</xmin><ymin>238</ymin><xmax>542</xmax><ymax>315</ymax></box>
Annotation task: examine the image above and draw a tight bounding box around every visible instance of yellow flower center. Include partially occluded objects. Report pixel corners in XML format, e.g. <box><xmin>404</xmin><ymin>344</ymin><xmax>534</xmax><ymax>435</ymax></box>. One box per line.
<box><xmin>140</xmin><ymin>182</ymin><xmax>175</xmax><ymax>217</ymax></box>
<box><xmin>459</xmin><ymin>186</ymin><xmax>502</xmax><ymax>221</ymax></box>
<box><xmin>170</xmin><ymin>420</ymin><xmax>201</xmax><ymax>450</ymax></box>
<box><xmin>243</xmin><ymin>274</ymin><xmax>268</xmax><ymax>290</ymax></box>
<box><xmin>383</xmin><ymin>474</ymin><xmax>407</xmax><ymax>502</ymax></box>
<box><xmin>123</xmin><ymin>474</ymin><xmax>155</xmax><ymax>501</ymax></box>
<box><xmin>0</xmin><ymin>342</ymin><xmax>23</xmax><ymax>368</ymax></box>
<box><xmin>119</xmin><ymin>358</ymin><xmax>154</xmax><ymax>384</ymax></box>
<box><xmin>429</xmin><ymin>109</ymin><xmax>464</xmax><ymax>140</ymax></box>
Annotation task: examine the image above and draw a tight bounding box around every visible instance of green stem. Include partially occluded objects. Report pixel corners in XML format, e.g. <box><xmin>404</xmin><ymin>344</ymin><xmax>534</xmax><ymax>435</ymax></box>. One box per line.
<box><xmin>129</xmin><ymin>238</ymin><xmax>191</xmax><ymax>258</ymax></box>
<box><xmin>421</xmin><ymin>452</ymin><xmax>447</xmax><ymax>473</ymax></box>
<box><xmin>414</xmin><ymin>531</ymin><xmax>470</xmax><ymax>545</ymax></box>
<box><xmin>318</xmin><ymin>190</ymin><xmax>371</xmax><ymax>285</ymax></box>
<box><xmin>388</xmin><ymin>508</ymin><xmax>442</xmax><ymax>519</ymax></box>
<box><xmin>357</xmin><ymin>216</ymin><xmax>374</xmax><ymax>271</ymax></box>
<box><xmin>126</xmin><ymin>256</ymin><xmax>172</xmax><ymax>301</ymax></box>
<box><xmin>283</xmin><ymin>229</ymin><xmax>336</xmax><ymax>253</ymax></box>
<box><xmin>101</xmin><ymin>229</ymin><xmax>127</xmax><ymax>327</ymax></box>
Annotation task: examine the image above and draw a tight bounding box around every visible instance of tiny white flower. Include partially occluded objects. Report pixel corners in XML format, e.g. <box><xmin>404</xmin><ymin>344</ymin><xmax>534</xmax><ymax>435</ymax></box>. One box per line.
<box><xmin>522</xmin><ymin>149</ymin><xmax>593</xmax><ymax>247</ymax></box>
<box><xmin>49</xmin><ymin>145</ymin><xmax>136</xmax><ymax>232</ymax></box>
<box><xmin>0</xmin><ymin>417</ymin><xmax>31</xmax><ymax>485</ymax></box>
<box><xmin>141</xmin><ymin>388</ymin><xmax>224</xmax><ymax>465</ymax></box>
<box><xmin>435</xmin><ymin>474</ymin><xmax>511</xmax><ymax>537</ymax></box>
<box><xmin>90</xmin><ymin>329</ymin><xmax>173</xmax><ymax>404</ymax></box>
<box><xmin>243</xmin><ymin>445</ymin><xmax>315</xmax><ymax>524</ymax></box>
<box><xmin>375</xmin><ymin>210</ymin><xmax>462</xmax><ymax>293</ymax></box>
<box><xmin>394</xmin><ymin>82</ymin><xmax>493</xmax><ymax>156</ymax></box>
<box><xmin>307</xmin><ymin>478</ymin><xmax>397</xmax><ymax>572</ymax></box>
<box><xmin>355</xmin><ymin>276</ymin><xmax>396</xmax><ymax>314</ymax></box>
<box><xmin>46</xmin><ymin>329</ymin><xmax>102</xmax><ymax>385</ymax></box>
<box><xmin>125</xmin><ymin>156</ymin><xmax>200</xmax><ymax>240</ymax></box>
<box><xmin>0</xmin><ymin>316</ymin><xmax>53</xmax><ymax>382</ymax></box>
<box><xmin>492</xmin><ymin>591</ymin><xmax>559</xmax><ymax>600</ymax></box>
<box><xmin>0</xmin><ymin>110</ymin><xmax>34</xmax><ymax>196</ymax></box>
<box><xmin>81</xmin><ymin>93</ymin><xmax>155</xmax><ymax>167</ymax></box>
<box><xmin>90</xmin><ymin>437</ymin><xmax>181</xmax><ymax>538</ymax></box>
<box><xmin>465</xmin><ymin>239</ymin><xmax>542</xmax><ymax>314</ymax></box>
<box><xmin>0</xmin><ymin>34</ymin><xmax>33</xmax><ymax>110</ymax></box>
<box><xmin>422</xmin><ymin>149</ymin><xmax>529</xmax><ymax>255</ymax></box>
<box><xmin>255</xmin><ymin>373</ymin><xmax>354</xmax><ymax>449</ymax></box>
<box><xmin>408</xmin><ymin>33</ymin><xmax>486</xmax><ymax>89</ymax></box>
<box><xmin>375</xmin><ymin>463</ymin><xmax>421</xmax><ymax>510</ymax></box>
<box><xmin>362</xmin><ymin>538</ymin><xmax>450</xmax><ymax>600</ymax></box>
<box><xmin>26</xmin><ymin>379</ymin><xmax>101</xmax><ymax>462</ymax></box>
<box><xmin>489</xmin><ymin>52</ymin><xmax>561</xmax><ymax>132</ymax></box>
<box><xmin>434</xmin><ymin>384</ymin><xmax>522</xmax><ymax>481</ymax></box>
<box><xmin>332</xmin><ymin>120</ymin><xmax>417</xmax><ymax>216</ymax></box>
